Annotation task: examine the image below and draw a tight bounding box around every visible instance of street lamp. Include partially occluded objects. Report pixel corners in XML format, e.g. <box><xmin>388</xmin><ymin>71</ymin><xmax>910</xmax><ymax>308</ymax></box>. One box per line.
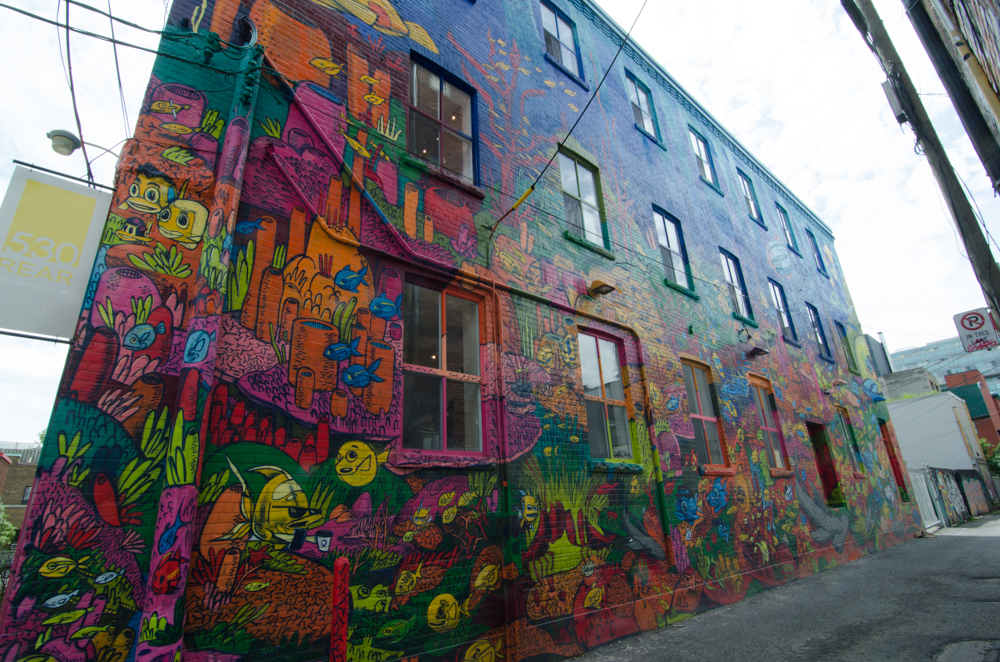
<box><xmin>46</xmin><ymin>130</ymin><xmax>120</xmax><ymax>160</ymax></box>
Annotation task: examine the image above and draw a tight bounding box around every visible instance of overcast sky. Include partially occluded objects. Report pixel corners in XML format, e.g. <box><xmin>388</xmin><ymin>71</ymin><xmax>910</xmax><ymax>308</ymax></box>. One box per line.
<box><xmin>1</xmin><ymin>0</ymin><xmax>998</xmax><ymax>444</ymax></box>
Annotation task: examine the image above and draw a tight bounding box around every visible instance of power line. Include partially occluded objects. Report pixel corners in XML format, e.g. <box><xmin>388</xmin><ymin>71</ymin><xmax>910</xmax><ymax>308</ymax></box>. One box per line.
<box><xmin>64</xmin><ymin>1</ymin><xmax>93</xmax><ymax>183</ymax></box>
<box><xmin>107</xmin><ymin>0</ymin><xmax>131</xmax><ymax>138</ymax></box>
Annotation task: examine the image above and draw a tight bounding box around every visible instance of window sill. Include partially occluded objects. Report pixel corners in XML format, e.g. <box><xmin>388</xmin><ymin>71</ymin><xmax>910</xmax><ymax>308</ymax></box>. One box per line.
<box><xmin>848</xmin><ymin>368</ymin><xmax>861</xmax><ymax>376</ymax></box>
<box><xmin>817</xmin><ymin>353</ymin><xmax>836</xmax><ymax>365</ymax></box>
<box><xmin>564</xmin><ymin>230</ymin><xmax>616</xmax><ymax>260</ymax></box>
<box><xmin>732</xmin><ymin>312</ymin><xmax>758</xmax><ymax>328</ymax></box>
<box><xmin>788</xmin><ymin>245</ymin><xmax>803</xmax><ymax>258</ymax></box>
<box><xmin>782</xmin><ymin>336</ymin><xmax>801</xmax><ymax>347</ymax></box>
<box><xmin>749</xmin><ymin>216</ymin><xmax>768</xmax><ymax>230</ymax></box>
<box><xmin>589</xmin><ymin>459</ymin><xmax>644</xmax><ymax>474</ymax></box>
<box><xmin>393</xmin><ymin>450</ymin><xmax>498</xmax><ymax>468</ymax></box>
<box><xmin>699</xmin><ymin>465</ymin><xmax>736</xmax><ymax>477</ymax></box>
<box><xmin>634</xmin><ymin>124</ymin><xmax>667</xmax><ymax>151</ymax></box>
<box><xmin>544</xmin><ymin>53</ymin><xmax>589</xmax><ymax>91</ymax></box>
<box><xmin>853</xmin><ymin>471</ymin><xmax>866</xmax><ymax>480</ymax></box>
<box><xmin>700</xmin><ymin>176</ymin><xmax>724</xmax><ymax>197</ymax></box>
<box><xmin>664</xmin><ymin>279</ymin><xmax>700</xmax><ymax>301</ymax></box>
<box><xmin>399</xmin><ymin>152</ymin><xmax>486</xmax><ymax>200</ymax></box>
<box><xmin>770</xmin><ymin>468</ymin><xmax>795</xmax><ymax>478</ymax></box>
<box><xmin>816</xmin><ymin>268</ymin><xmax>830</xmax><ymax>279</ymax></box>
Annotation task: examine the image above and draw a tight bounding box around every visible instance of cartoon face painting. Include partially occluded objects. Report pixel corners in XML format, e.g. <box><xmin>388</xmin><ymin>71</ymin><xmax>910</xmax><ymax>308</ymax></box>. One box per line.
<box><xmin>157</xmin><ymin>199</ymin><xmax>209</xmax><ymax>249</ymax></box>
<box><xmin>122</xmin><ymin>167</ymin><xmax>176</xmax><ymax>214</ymax></box>
<box><xmin>335</xmin><ymin>441</ymin><xmax>389</xmax><ymax>487</ymax></box>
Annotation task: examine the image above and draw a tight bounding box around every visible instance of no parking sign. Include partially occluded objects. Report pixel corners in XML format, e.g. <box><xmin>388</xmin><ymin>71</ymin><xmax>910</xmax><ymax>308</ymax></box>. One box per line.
<box><xmin>953</xmin><ymin>308</ymin><xmax>1000</xmax><ymax>352</ymax></box>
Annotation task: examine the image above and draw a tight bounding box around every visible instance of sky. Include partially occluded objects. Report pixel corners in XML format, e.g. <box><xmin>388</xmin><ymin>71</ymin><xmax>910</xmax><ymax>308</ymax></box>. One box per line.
<box><xmin>1</xmin><ymin>0</ymin><xmax>998</xmax><ymax>444</ymax></box>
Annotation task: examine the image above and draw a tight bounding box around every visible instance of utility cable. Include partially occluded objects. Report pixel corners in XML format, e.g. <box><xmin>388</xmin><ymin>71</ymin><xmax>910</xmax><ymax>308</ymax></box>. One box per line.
<box><xmin>955</xmin><ymin>168</ymin><xmax>1000</xmax><ymax>256</ymax></box>
<box><xmin>64</xmin><ymin>1</ymin><xmax>93</xmax><ymax>183</ymax></box>
<box><xmin>107</xmin><ymin>0</ymin><xmax>131</xmax><ymax>137</ymax></box>
<box><xmin>487</xmin><ymin>0</ymin><xmax>649</xmax><ymax>236</ymax></box>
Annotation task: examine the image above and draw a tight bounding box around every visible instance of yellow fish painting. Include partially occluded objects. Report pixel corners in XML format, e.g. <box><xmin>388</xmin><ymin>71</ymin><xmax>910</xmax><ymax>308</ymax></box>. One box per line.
<box><xmin>150</xmin><ymin>100</ymin><xmax>191</xmax><ymax>116</ymax></box>
<box><xmin>309</xmin><ymin>0</ymin><xmax>439</xmax><ymax>53</ymax></box>
<box><xmin>458</xmin><ymin>491</ymin><xmax>477</xmax><ymax>507</ymax></box>
<box><xmin>442</xmin><ymin>506</ymin><xmax>458</xmax><ymax>524</ymax></box>
<box><xmin>427</xmin><ymin>593</ymin><xmax>468</xmax><ymax>633</ymax></box>
<box><xmin>243</xmin><ymin>581</ymin><xmax>271</xmax><ymax>592</ymax></box>
<box><xmin>159</xmin><ymin>122</ymin><xmax>193</xmax><ymax>135</ymax></box>
<box><xmin>360</xmin><ymin>75</ymin><xmax>381</xmax><ymax>85</ymax></box>
<box><xmin>309</xmin><ymin>57</ymin><xmax>343</xmax><ymax>76</ymax></box>
<box><xmin>363</xmin><ymin>93</ymin><xmax>385</xmax><ymax>106</ymax></box>
<box><xmin>157</xmin><ymin>197</ymin><xmax>209</xmax><ymax>250</ymax></box>
<box><xmin>438</xmin><ymin>491</ymin><xmax>455</xmax><ymax>507</ymax></box>
<box><xmin>583</xmin><ymin>586</ymin><xmax>604</xmax><ymax>609</ymax></box>
<box><xmin>473</xmin><ymin>564</ymin><xmax>499</xmax><ymax>592</ymax></box>
<box><xmin>395</xmin><ymin>562</ymin><xmax>423</xmax><ymax>595</ymax></box>
<box><xmin>39</xmin><ymin>557</ymin><xmax>78</xmax><ymax>578</ymax></box>
<box><xmin>335</xmin><ymin>441</ymin><xmax>389</xmax><ymax>487</ymax></box>
<box><xmin>463</xmin><ymin>638</ymin><xmax>504</xmax><ymax>662</ymax></box>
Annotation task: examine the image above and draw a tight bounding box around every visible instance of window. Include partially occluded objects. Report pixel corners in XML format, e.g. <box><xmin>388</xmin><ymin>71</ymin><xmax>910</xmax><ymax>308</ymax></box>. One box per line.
<box><xmin>654</xmin><ymin>210</ymin><xmax>690</xmax><ymax>289</ymax></box>
<box><xmin>626</xmin><ymin>73</ymin><xmax>657</xmax><ymax>137</ymax></box>
<box><xmin>559</xmin><ymin>152</ymin><xmax>605</xmax><ymax>247</ymax></box>
<box><xmin>878</xmin><ymin>420</ymin><xmax>909</xmax><ymax>501</ymax></box>
<box><xmin>806</xmin><ymin>303</ymin><xmax>832</xmax><ymax>357</ymax></box>
<box><xmin>835</xmin><ymin>322</ymin><xmax>859</xmax><ymax>373</ymax></box>
<box><xmin>579</xmin><ymin>333</ymin><xmax>631</xmax><ymax>459</ymax></box>
<box><xmin>409</xmin><ymin>61</ymin><xmax>474</xmax><ymax>180</ymax></box>
<box><xmin>682</xmin><ymin>361</ymin><xmax>727</xmax><ymax>466</ymax></box>
<box><xmin>775</xmin><ymin>204</ymin><xmax>798</xmax><ymax>251</ymax></box>
<box><xmin>738</xmin><ymin>171</ymin><xmax>762</xmax><ymax>223</ymax></box>
<box><xmin>21</xmin><ymin>486</ymin><xmax>31</xmax><ymax>505</ymax></box>
<box><xmin>749</xmin><ymin>376</ymin><xmax>788</xmax><ymax>470</ymax></box>
<box><xmin>833</xmin><ymin>407</ymin><xmax>863</xmax><ymax>473</ymax></box>
<box><xmin>402</xmin><ymin>281</ymin><xmax>482</xmax><ymax>453</ymax></box>
<box><xmin>541</xmin><ymin>2</ymin><xmax>580</xmax><ymax>78</ymax></box>
<box><xmin>805</xmin><ymin>229</ymin><xmax>827</xmax><ymax>274</ymax></box>
<box><xmin>807</xmin><ymin>422</ymin><xmax>844</xmax><ymax>507</ymax></box>
<box><xmin>689</xmin><ymin>129</ymin><xmax>717</xmax><ymax>186</ymax></box>
<box><xmin>768</xmin><ymin>280</ymin><xmax>796</xmax><ymax>341</ymax></box>
<box><xmin>720</xmin><ymin>251</ymin><xmax>752</xmax><ymax>320</ymax></box>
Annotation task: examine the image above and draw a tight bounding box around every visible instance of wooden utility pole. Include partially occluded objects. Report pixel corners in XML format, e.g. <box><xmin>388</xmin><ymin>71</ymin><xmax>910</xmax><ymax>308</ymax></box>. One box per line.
<box><xmin>842</xmin><ymin>0</ymin><xmax>1000</xmax><ymax>318</ymax></box>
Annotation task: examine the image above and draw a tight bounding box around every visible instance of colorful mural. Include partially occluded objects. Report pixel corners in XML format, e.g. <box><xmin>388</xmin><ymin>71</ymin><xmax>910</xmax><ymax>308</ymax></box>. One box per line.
<box><xmin>0</xmin><ymin>1</ymin><xmax>922</xmax><ymax>662</ymax></box>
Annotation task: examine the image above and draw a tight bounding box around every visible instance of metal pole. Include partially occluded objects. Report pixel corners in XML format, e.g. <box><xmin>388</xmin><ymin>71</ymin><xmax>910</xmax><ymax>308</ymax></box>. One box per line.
<box><xmin>843</xmin><ymin>0</ymin><xmax>1000</xmax><ymax>321</ymax></box>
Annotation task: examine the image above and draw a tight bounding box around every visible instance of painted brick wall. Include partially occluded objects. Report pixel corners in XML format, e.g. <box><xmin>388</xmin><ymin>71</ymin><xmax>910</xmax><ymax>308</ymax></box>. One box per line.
<box><xmin>0</xmin><ymin>2</ymin><xmax>922</xmax><ymax>662</ymax></box>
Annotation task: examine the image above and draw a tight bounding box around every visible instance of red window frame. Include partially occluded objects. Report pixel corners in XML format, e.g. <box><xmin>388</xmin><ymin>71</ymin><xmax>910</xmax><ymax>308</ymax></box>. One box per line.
<box><xmin>682</xmin><ymin>360</ymin><xmax>728</xmax><ymax>467</ymax></box>
<box><xmin>579</xmin><ymin>330</ymin><xmax>633</xmax><ymax>460</ymax></box>
<box><xmin>749</xmin><ymin>375</ymin><xmax>789</xmax><ymax>471</ymax></box>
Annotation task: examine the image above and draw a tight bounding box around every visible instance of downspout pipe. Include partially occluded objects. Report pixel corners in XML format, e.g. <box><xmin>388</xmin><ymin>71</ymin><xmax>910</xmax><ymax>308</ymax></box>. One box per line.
<box><xmin>903</xmin><ymin>0</ymin><xmax>1000</xmax><ymax>192</ymax></box>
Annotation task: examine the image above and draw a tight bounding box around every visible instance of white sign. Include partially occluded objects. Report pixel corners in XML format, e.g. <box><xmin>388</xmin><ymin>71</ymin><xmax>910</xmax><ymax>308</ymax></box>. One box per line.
<box><xmin>953</xmin><ymin>308</ymin><xmax>1000</xmax><ymax>352</ymax></box>
<box><xmin>0</xmin><ymin>166</ymin><xmax>111</xmax><ymax>338</ymax></box>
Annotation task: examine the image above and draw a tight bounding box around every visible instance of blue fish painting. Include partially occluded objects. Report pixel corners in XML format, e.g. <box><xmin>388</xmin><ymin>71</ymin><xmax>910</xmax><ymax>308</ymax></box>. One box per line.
<box><xmin>675</xmin><ymin>490</ymin><xmax>700</xmax><ymax>525</ymax></box>
<box><xmin>342</xmin><ymin>358</ymin><xmax>384</xmax><ymax>388</ymax></box>
<box><xmin>324</xmin><ymin>337</ymin><xmax>363</xmax><ymax>361</ymax></box>
<box><xmin>334</xmin><ymin>265</ymin><xmax>368</xmax><ymax>293</ymax></box>
<box><xmin>665</xmin><ymin>395</ymin><xmax>680</xmax><ymax>412</ymax></box>
<box><xmin>42</xmin><ymin>589</ymin><xmax>79</xmax><ymax>609</ymax></box>
<box><xmin>370</xmin><ymin>293</ymin><xmax>402</xmax><ymax>320</ymax></box>
<box><xmin>706</xmin><ymin>477</ymin><xmax>728</xmax><ymax>511</ymax></box>
<box><xmin>158</xmin><ymin>511</ymin><xmax>187</xmax><ymax>555</ymax></box>
<box><xmin>123</xmin><ymin>322</ymin><xmax>166</xmax><ymax>351</ymax></box>
<box><xmin>235</xmin><ymin>218</ymin><xmax>268</xmax><ymax>234</ymax></box>
<box><xmin>184</xmin><ymin>330</ymin><xmax>216</xmax><ymax>363</ymax></box>
<box><xmin>861</xmin><ymin>378</ymin><xmax>885</xmax><ymax>402</ymax></box>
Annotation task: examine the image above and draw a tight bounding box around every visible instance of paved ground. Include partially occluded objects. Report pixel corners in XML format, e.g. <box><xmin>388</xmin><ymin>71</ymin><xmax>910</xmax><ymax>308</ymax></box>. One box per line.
<box><xmin>577</xmin><ymin>514</ymin><xmax>1000</xmax><ymax>662</ymax></box>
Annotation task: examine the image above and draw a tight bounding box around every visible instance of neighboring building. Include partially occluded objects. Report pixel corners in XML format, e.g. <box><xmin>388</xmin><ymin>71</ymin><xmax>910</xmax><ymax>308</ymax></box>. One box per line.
<box><xmin>944</xmin><ymin>370</ymin><xmax>1000</xmax><ymax>452</ymax></box>
<box><xmin>0</xmin><ymin>2</ymin><xmax>920</xmax><ymax>662</ymax></box>
<box><xmin>881</xmin><ymin>367</ymin><xmax>940</xmax><ymax>400</ymax></box>
<box><xmin>865</xmin><ymin>333</ymin><xmax>893</xmax><ymax>378</ymax></box>
<box><xmin>0</xmin><ymin>448</ymin><xmax>39</xmax><ymax>564</ymax></box>
<box><xmin>891</xmin><ymin>336</ymin><xmax>1000</xmax><ymax>394</ymax></box>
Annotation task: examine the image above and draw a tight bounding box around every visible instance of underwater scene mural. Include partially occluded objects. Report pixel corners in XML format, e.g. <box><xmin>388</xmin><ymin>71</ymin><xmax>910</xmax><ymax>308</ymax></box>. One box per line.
<box><xmin>0</xmin><ymin>1</ymin><xmax>923</xmax><ymax>662</ymax></box>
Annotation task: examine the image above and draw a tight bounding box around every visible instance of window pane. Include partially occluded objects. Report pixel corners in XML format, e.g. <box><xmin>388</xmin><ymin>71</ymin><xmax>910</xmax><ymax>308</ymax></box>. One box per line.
<box><xmin>577</xmin><ymin>164</ymin><xmax>597</xmax><ymax>205</ymax></box>
<box><xmin>579</xmin><ymin>333</ymin><xmax>602</xmax><ymax>397</ymax></box>
<box><xmin>403</xmin><ymin>283</ymin><xmax>440</xmax><ymax>368</ymax></box>
<box><xmin>626</xmin><ymin>78</ymin><xmax>639</xmax><ymax>106</ymax></box>
<box><xmin>664</xmin><ymin>220</ymin><xmax>680</xmax><ymax>251</ymax></box>
<box><xmin>557</xmin><ymin>17</ymin><xmax>574</xmax><ymax>47</ymax></box>
<box><xmin>586</xmin><ymin>399</ymin><xmax>610</xmax><ymax>459</ymax></box>
<box><xmin>662</xmin><ymin>248</ymin><xmax>680</xmax><ymax>284</ymax></box>
<box><xmin>682</xmin><ymin>363</ymin><xmax>699</xmax><ymax>415</ymax></box>
<box><xmin>403</xmin><ymin>371</ymin><xmax>442</xmax><ymax>449</ymax></box>
<box><xmin>769</xmin><ymin>431</ymin><xmax>784</xmax><ymax>468</ymax></box>
<box><xmin>446</xmin><ymin>379</ymin><xmax>481</xmax><ymax>452</ymax></box>
<box><xmin>691</xmin><ymin>419</ymin><xmax>711</xmax><ymax>465</ymax></box>
<box><xmin>752</xmin><ymin>386</ymin><xmax>768</xmax><ymax>427</ymax></box>
<box><xmin>608</xmin><ymin>404</ymin><xmax>631</xmax><ymax>458</ymax></box>
<box><xmin>654</xmin><ymin>213</ymin><xmax>669</xmax><ymax>247</ymax></box>
<box><xmin>411</xmin><ymin>64</ymin><xmax>440</xmax><ymax>118</ymax></box>
<box><xmin>564</xmin><ymin>194</ymin><xmax>583</xmax><ymax>236</ymax></box>
<box><xmin>542</xmin><ymin>4</ymin><xmax>557</xmax><ymax>36</ymax></box>
<box><xmin>762</xmin><ymin>394</ymin><xmax>776</xmax><ymax>428</ymax></box>
<box><xmin>442</xmin><ymin>130</ymin><xmax>473</xmax><ymax>180</ymax></box>
<box><xmin>560</xmin><ymin>45</ymin><xmax>578</xmax><ymax>75</ymax></box>
<box><xmin>636</xmin><ymin>85</ymin><xmax>651</xmax><ymax>114</ymax></box>
<box><xmin>410</xmin><ymin>110</ymin><xmax>441</xmax><ymax>164</ymax></box>
<box><xmin>446</xmin><ymin>295</ymin><xmax>479</xmax><ymax>375</ymax></box>
<box><xmin>442</xmin><ymin>82</ymin><xmax>471</xmax><ymax>134</ymax></box>
<box><xmin>581</xmin><ymin>205</ymin><xmax>602</xmax><ymax>245</ymax></box>
<box><xmin>632</xmin><ymin>102</ymin><xmax>645</xmax><ymax>128</ymax></box>
<box><xmin>598</xmin><ymin>339</ymin><xmax>625</xmax><ymax>400</ymax></box>
<box><xmin>559</xmin><ymin>154</ymin><xmax>578</xmax><ymax>194</ymax></box>
<box><xmin>641</xmin><ymin>111</ymin><xmax>655</xmax><ymax>135</ymax></box>
<box><xmin>695</xmin><ymin>368</ymin><xmax>715</xmax><ymax>418</ymax></box>
<box><xmin>705</xmin><ymin>420</ymin><xmax>724</xmax><ymax>465</ymax></box>
<box><xmin>545</xmin><ymin>31</ymin><xmax>562</xmax><ymax>61</ymax></box>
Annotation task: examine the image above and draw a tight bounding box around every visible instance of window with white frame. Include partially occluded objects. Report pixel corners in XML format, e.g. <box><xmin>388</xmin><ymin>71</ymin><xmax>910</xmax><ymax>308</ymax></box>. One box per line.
<box><xmin>409</xmin><ymin>62</ymin><xmax>475</xmax><ymax>180</ymax></box>
<box><xmin>775</xmin><ymin>203</ymin><xmax>798</xmax><ymax>251</ymax></box>
<box><xmin>738</xmin><ymin>171</ymin><xmax>762</xmax><ymax>222</ymax></box>
<box><xmin>579</xmin><ymin>332</ymin><xmax>632</xmax><ymax>459</ymax></box>
<box><xmin>541</xmin><ymin>2</ymin><xmax>580</xmax><ymax>78</ymax></box>
<box><xmin>690</xmin><ymin>129</ymin><xmax>717</xmax><ymax>185</ymax></box>
<box><xmin>559</xmin><ymin>152</ymin><xmax>604</xmax><ymax>247</ymax></box>
<box><xmin>402</xmin><ymin>281</ymin><xmax>482</xmax><ymax>453</ymax></box>
<box><xmin>720</xmin><ymin>251</ymin><xmax>752</xmax><ymax>320</ymax></box>
<box><xmin>654</xmin><ymin>210</ymin><xmax>688</xmax><ymax>288</ymax></box>
<box><xmin>626</xmin><ymin>74</ymin><xmax>657</xmax><ymax>137</ymax></box>
<box><xmin>768</xmin><ymin>280</ymin><xmax>796</xmax><ymax>341</ymax></box>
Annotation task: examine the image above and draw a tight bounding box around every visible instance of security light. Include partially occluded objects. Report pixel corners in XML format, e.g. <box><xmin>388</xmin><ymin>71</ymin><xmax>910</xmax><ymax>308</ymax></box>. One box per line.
<box><xmin>745</xmin><ymin>347</ymin><xmax>770</xmax><ymax>359</ymax></box>
<box><xmin>589</xmin><ymin>281</ymin><xmax>616</xmax><ymax>297</ymax></box>
<box><xmin>47</xmin><ymin>130</ymin><xmax>82</xmax><ymax>156</ymax></box>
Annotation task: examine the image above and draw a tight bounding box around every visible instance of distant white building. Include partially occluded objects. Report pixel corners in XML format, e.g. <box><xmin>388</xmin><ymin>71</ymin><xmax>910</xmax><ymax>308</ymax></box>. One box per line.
<box><xmin>890</xmin><ymin>336</ymin><xmax>1000</xmax><ymax>396</ymax></box>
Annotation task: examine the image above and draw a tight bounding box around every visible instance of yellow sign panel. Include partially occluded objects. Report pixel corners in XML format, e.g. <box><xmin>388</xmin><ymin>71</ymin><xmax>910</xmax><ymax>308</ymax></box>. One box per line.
<box><xmin>0</xmin><ymin>167</ymin><xmax>111</xmax><ymax>338</ymax></box>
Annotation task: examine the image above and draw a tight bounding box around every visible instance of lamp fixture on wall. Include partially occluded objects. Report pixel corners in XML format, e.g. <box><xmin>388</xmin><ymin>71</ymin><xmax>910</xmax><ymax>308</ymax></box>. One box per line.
<box><xmin>831</xmin><ymin>379</ymin><xmax>848</xmax><ymax>387</ymax></box>
<box><xmin>745</xmin><ymin>346</ymin><xmax>769</xmax><ymax>359</ymax></box>
<box><xmin>589</xmin><ymin>280</ymin><xmax>616</xmax><ymax>296</ymax></box>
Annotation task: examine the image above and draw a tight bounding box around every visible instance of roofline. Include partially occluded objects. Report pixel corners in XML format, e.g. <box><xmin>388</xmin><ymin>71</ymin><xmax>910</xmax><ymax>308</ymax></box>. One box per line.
<box><xmin>574</xmin><ymin>0</ymin><xmax>835</xmax><ymax>240</ymax></box>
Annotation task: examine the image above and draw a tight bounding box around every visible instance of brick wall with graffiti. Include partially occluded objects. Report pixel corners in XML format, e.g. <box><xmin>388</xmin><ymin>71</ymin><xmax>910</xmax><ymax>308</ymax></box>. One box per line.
<box><xmin>0</xmin><ymin>1</ymin><xmax>923</xmax><ymax>662</ymax></box>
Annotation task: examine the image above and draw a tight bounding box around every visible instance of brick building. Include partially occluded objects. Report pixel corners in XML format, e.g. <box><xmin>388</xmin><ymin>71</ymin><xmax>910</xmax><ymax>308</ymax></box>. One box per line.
<box><xmin>0</xmin><ymin>1</ymin><xmax>920</xmax><ymax>662</ymax></box>
<box><xmin>0</xmin><ymin>448</ymin><xmax>39</xmax><ymax>534</ymax></box>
